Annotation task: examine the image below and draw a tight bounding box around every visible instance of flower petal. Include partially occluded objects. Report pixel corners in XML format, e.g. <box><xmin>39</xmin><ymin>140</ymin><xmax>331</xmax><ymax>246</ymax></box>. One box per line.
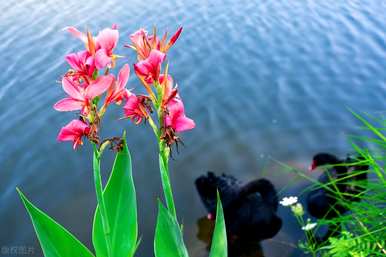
<box><xmin>62</xmin><ymin>77</ymin><xmax>83</xmax><ymax>100</ymax></box>
<box><xmin>134</xmin><ymin>60</ymin><xmax>150</xmax><ymax>75</ymax></box>
<box><xmin>64</xmin><ymin>26</ymin><xmax>87</xmax><ymax>42</ymax></box>
<box><xmin>65</xmin><ymin>53</ymin><xmax>82</xmax><ymax>71</ymax></box>
<box><xmin>159</xmin><ymin>74</ymin><xmax>173</xmax><ymax>99</ymax></box>
<box><xmin>130</xmin><ymin>28</ymin><xmax>148</xmax><ymax>46</ymax></box>
<box><xmin>168</xmin><ymin>27</ymin><xmax>183</xmax><ymax>47</ymax></box>
<box><xmin>174</xmin><ymin>116</ymin><xmax>195</xmax><ymax>132</ymax></box>
<box><xmin>95</xmin><ymin>48</ymin><xmax>112</xmax><ymax>69</ymax></box>
<box><xmin>123</xmin><ymin>94</ymin><xmax>139</xmax><ymax>116</ymax></box>
<box><xmin>86</xmin><ymin>74</ymin><xmax>114</xmax><ymax>99</ymax></box>
<box><xmin>165</xmin><ymin>98</ymin><xmax>195</xmax><ymax>132</ymax></box>
<box><xmin>57</xmin><ymin>128</ymin><xmax>76</xmax><ymax>142</ymax></box>
<box><xmin>57</xmin><ymin>119</ymin><xmax>90</xmax><ymax>149</ymax></box>
<box><xmin>53</xmin><ymin>98</ymin><xmax>83</xmax><ymax>111</ymax></box>
<box><xmin>96</xmin><ymin>28</ymin><xmax>119</xmax><ymax>51</ymax></box>
<box><xmin>147</xmin><ymin>49</ymin><xmax>166</xmax><ymax>67</ymax></box>
<box><xmin>117</xmin><ymin>64</ymin><xmax>130</xmax><ymax>90</ymax></box>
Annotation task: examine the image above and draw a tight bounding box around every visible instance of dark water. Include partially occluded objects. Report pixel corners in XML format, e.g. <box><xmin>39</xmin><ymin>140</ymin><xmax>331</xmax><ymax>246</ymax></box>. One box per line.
<box><xmin>1</xmin><ymin>0</ymin><xmax>385</xmax><ymax>256</ymax></box>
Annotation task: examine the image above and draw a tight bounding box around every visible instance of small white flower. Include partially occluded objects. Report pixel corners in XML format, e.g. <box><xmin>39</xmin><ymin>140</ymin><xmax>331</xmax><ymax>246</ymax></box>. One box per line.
<box><xmin>302</xmin><ymin>222</ymin><xmax>317</xmax><ymax>231</ymax></box>
<box><xmin>280</xmin><ymin>196</ymin><xmax>298</xmax><ymax>206</ymax></box>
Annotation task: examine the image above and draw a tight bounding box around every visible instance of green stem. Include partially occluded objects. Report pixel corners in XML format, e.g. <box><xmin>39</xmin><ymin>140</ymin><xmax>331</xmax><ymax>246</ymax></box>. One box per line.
<box><xmin>150</xmin><ymin>80</ymin><xmax>178</xmax><ymax>220</ymax></box>
<box><xmin>158</xmin><ymin>142</ymin><xmax>177</xmax><ymax>220</ymax></box>
<box><xmin>93</xmin><ymin>146</ymin><xmax>113</xmax><ymax>257</ymax></box>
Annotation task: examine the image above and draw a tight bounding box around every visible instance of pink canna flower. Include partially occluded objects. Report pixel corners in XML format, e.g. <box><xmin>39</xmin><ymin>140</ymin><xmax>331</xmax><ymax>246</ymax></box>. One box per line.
<box><xmin>65</xmin><ymin>50</ymin><xmax>95</xmax><ymax>82</ymax></box>
<box><xmin>105</xmin><ymin>64</ymin><xmax>131</xmax><ymax>105</ymax></box>
<box><xmin>64</xmin><ymin>26</ymin><xmax>119</xmax><ymax>69</ymax></box>
<box><xmin>158</xmin><ymin>74</ymin><xmax>194</xmax><ymax>132</ymax></box>
<box><xmin>129</xmin><ymin>29</ymin><xmax>151</xmax><ymax>60</ymax></box>
<box><xmin>134</xmin><ymin>49</ymin><xmax>166</xmax><ymax>84</ymax></box>
<box><xmin>123</xmin><ymin>94</ymin><xmax>150</xmax><ymax>124</ymax></box>
<box><xmin>57</xmin><ymin>119</ymin><xmax>90</xmax><ymax>149</ymax></box>
<box><xmin>129</xmin><ymin>27</ymin><xmax>183</xmax><ymax>60</ymax></box>
<box><xmin>165</xmin><ymin>98</ymin><xmax>195</xmax><ymax>132</ymax></box>
<box><xmin>54</xmin><ymin>75</ymin><xmax>114</xmax><ymax>115</ymax></box>
<box><xmin>159</xmin><ymin>74</ymin><xmax>177</xmax><ymax>106</ymax></box>
<box><xmin>64</xmin><ymin>26</ymin><xmax>97</xmax><ymax>56</ymax></box>
<box><xmin>95</xmin><ymin>28</ymin><xmax>119</xmax><ymax>69</ymax></box>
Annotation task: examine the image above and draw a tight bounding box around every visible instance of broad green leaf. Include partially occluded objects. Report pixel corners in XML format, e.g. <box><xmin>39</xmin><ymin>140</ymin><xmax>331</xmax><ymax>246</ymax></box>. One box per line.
<box><xmin>209</xmin><ymin>193</ymin><xmax>227</xmax><ymax>257</ymax></box>
<box><xmin>17</xmin><ymin>188</ymin><xmax>94</xmax><ymax>257</ymax></box>
<box><xmin>154</xmin><ymin>201</ymin><xmax>189</xmax><ymax>257</ymax></box>
<box><xmin>92</xmin><ymin>137</ymin><xmax>138</xmax><ymax>257</ymax></box>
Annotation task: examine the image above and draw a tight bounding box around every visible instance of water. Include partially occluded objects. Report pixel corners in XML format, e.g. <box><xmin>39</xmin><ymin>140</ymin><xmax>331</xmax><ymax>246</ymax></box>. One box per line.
<box><xmin>0</xmin><ymin>0</ymin><xmax>385</xmax><ymax>256</ymax></box>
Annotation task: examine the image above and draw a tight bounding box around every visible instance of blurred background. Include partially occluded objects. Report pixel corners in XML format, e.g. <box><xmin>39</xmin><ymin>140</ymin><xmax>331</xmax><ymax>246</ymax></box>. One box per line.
<box><xmin>0</xmin><ymin>0</ymin><xmax>385</xmax><ymax>256</ymax></box>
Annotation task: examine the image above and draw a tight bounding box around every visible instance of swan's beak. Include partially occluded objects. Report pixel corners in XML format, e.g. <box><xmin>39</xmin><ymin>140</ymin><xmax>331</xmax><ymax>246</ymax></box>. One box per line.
<box><xmin>308</xmin><ymin>161</ymin><xmax>317</xmax><ymax>171</ymax></box>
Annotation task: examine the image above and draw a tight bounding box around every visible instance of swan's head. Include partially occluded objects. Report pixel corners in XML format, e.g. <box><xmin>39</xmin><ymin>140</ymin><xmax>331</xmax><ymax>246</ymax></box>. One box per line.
<box><xmin>195</xmin><ymin>172</ymin><xmax>220</xmax><ymax>218</ymax></box>
<box><xmin>309</xmin><ymin>153</ymin><xmax>340</xmax><ymax>171</ymax></box>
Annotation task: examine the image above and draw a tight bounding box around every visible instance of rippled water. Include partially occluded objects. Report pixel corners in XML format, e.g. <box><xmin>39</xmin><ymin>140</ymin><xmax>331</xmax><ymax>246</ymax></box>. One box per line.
<box><xmin>1</xmin><ymin>0</ymin><xmax>385</xmax><ymax>256</ymax></box>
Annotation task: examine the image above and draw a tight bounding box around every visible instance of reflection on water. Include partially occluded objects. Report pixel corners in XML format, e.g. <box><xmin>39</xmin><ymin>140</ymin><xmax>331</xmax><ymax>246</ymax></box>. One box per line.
<box><xmin>0</xmin><ymin>0</ymin><xmax>385</xmax><ymax>256</ymax></box>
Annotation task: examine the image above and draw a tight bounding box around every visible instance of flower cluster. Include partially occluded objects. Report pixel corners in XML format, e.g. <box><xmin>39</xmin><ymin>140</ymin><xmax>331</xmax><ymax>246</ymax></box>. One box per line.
<box><xmin>280</xmin><ymin>196</ymin><xmax>304</xmax><ymax>216</ymax></box>
<box><xmin>54</xmin><ymin>25</ymin><xmax>194</xmax><ymax>150</ymax></box>
<box><xmin>54</xmin><ymin>25</ymin><xmax>130</xmax><ymax>149</ymax></box>
<box><xmin>125</xmin><ymin>27</ymin><xmax>195</xmax><ymax>147</ymax></box>
<box><xmin>279</xmin><ymin>196</ymin><xmax>298</xmax><ymax>206</ymax></box>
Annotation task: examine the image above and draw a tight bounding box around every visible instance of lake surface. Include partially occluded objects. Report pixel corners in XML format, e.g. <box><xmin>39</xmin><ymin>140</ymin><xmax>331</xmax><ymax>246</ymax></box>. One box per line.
<box><xmin>0</xmin><ymin>0</ymin><xmax>385</xmax><ymax>256</ymax></box>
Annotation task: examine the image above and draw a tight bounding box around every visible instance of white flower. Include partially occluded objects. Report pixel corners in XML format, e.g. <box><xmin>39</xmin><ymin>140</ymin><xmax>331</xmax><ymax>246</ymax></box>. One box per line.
<box><xmin>302</xmin><ymin>222</ymin><xmax>317</xmax><ymax>231</ymax></box>
<box><xmin>280</xmin><ymin>196</ymin><xmax>298</xmax><ymax>206</ymax></box>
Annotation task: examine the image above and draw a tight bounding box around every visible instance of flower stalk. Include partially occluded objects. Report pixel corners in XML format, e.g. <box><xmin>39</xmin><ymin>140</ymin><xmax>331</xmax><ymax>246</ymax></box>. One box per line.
<box><xmin>92</xmin><ymin>145</ymin><xmax>112</xmax><ymax>257</ymax></box>
<box><xmin>158</xmin><ymin>148</ymin><xmax>177</xmax><ymax>219</ymax></box>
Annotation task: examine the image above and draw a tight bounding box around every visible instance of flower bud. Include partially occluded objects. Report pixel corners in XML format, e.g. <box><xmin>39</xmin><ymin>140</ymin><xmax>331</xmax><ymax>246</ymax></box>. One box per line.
<box><xmin>291</xmin><ymin>203</ymin><xmax>304</xmax><ymax>216</ymax></box>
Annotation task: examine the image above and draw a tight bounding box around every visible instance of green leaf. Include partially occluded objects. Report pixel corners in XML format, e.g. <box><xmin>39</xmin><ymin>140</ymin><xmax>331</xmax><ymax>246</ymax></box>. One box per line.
<box><xmin>92</xmin><ymin>137</ymin><xmax>138</xmax><ymax>257</ymax></box>
<box><xmin>209</xmin><ymin>192</ymin><xmax>228</xmax><ymax>257</ymax></box>
<box><xmin>154</xmin><ymin>201</ymin><xmax>189</xmax><ymax>257</ymax></box>
<box><xmin>17</xmin><ymin>188</ymin><xmax>94</xmax><ymax>257</ymax></box>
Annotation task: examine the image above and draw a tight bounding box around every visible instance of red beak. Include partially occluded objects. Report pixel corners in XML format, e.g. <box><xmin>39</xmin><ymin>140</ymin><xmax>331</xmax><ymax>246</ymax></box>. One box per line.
<box><xmin>308</xmin><ymin>161</ymin><xmax>317</xmax><ymax>171</ymax></box>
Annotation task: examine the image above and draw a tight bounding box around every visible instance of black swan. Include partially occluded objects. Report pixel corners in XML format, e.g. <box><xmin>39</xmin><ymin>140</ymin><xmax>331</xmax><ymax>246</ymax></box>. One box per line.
<box><xmin>195</xmin><ymin>172</ymin><xmax>282</xmax><ymax>244</ymax></box>
<box><xmin>307</xmin><ymin>153</ymin><xmax>368</xmax><ymax>240</ymax></box>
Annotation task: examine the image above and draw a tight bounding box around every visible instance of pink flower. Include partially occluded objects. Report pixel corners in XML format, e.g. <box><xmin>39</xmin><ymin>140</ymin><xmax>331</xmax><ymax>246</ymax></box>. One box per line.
<box><xmin>129</xmin><ymin>29</ymin><xmax>151</xmax><ymax>60</ymax></box>
<box><xmin>159</xmin><ymin>74</ymin><xmax>173</xmax><ymax>94</ymax></box>
<box><xmin>65</xmin><ymin>50</ymin><xmax>95</xmax><ymax>81</ymax></box>
<box><xmin>123</xmin><ymin>94</ymin><xmax>149</xmax><ymax>124</ymax></box>
<box><xmin>129</xmin><ymin>27</ymin><xmax>183</xmax><ymax>60</ymax></box>
<box><xmin>64</xmin><ymin>26</ymin><xmax>97</xmax><ymax>55</ymax></box>
<box><xmin>165</xmin><ymin>98</ymin><xmax>195</xmax><ymax>132</ymax></box>
<box><xmin>159</xmin><ymin>74</ymin><xmax>178</xmax><ymax>106</ymax></box>
<box><xmin>105</xmin><ymin>64</ymin><xmax>131</xmax><ymax>105</ymax></box>
<box><xmin>64</xmin><ymin>26</ymin><xmax>119</xmax><ymax>69</ymax></box>
<box><xmin>134</xmin><ymin>49</ymin><xmax>166</xmax><ymax>84</ymax></box>
<box><xmin>95</xmin><ymin>28</ymin><xmax>119</xmax><ymax>69</ymax></box>
<box><xmin>54</xmin><ymin>75</ymin><xmax>114</xmax><ymax>115</ymax></box>
<box><xmin>57</xmin><ymin>119</ymin><xmax>90</xmax><ymax>149</ymax></box>
<box><xmin>159</xmin><ymin>74</ymin><xmax>194</xmax><ymax>132</ymax></box>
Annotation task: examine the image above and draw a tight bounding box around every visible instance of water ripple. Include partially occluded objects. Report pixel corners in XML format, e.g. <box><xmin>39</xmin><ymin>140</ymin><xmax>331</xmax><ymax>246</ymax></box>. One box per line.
<box><xmin>1</xmin><ymin>0</ymin><xmax>385</xmax><ymax>256</ymax></box>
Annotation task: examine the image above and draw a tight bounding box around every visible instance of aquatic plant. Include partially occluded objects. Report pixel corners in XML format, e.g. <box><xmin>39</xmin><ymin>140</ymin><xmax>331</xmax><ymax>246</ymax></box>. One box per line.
<box><xmin>281</xmin><ymin>112</ymin><xmax>386</xmax><ymax>257</ymax></box>
<box><xmin>17</xmin><ymin>25</ymin><xmax>227</xmax><ymax>257</ymax></box>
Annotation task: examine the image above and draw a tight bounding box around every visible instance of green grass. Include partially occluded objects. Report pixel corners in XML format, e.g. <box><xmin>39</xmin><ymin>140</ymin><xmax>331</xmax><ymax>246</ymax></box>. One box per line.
<box><xmin>281</xmin><ymin>112</ymin><xmax>386</xmax><ymax>257</ymax></box>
